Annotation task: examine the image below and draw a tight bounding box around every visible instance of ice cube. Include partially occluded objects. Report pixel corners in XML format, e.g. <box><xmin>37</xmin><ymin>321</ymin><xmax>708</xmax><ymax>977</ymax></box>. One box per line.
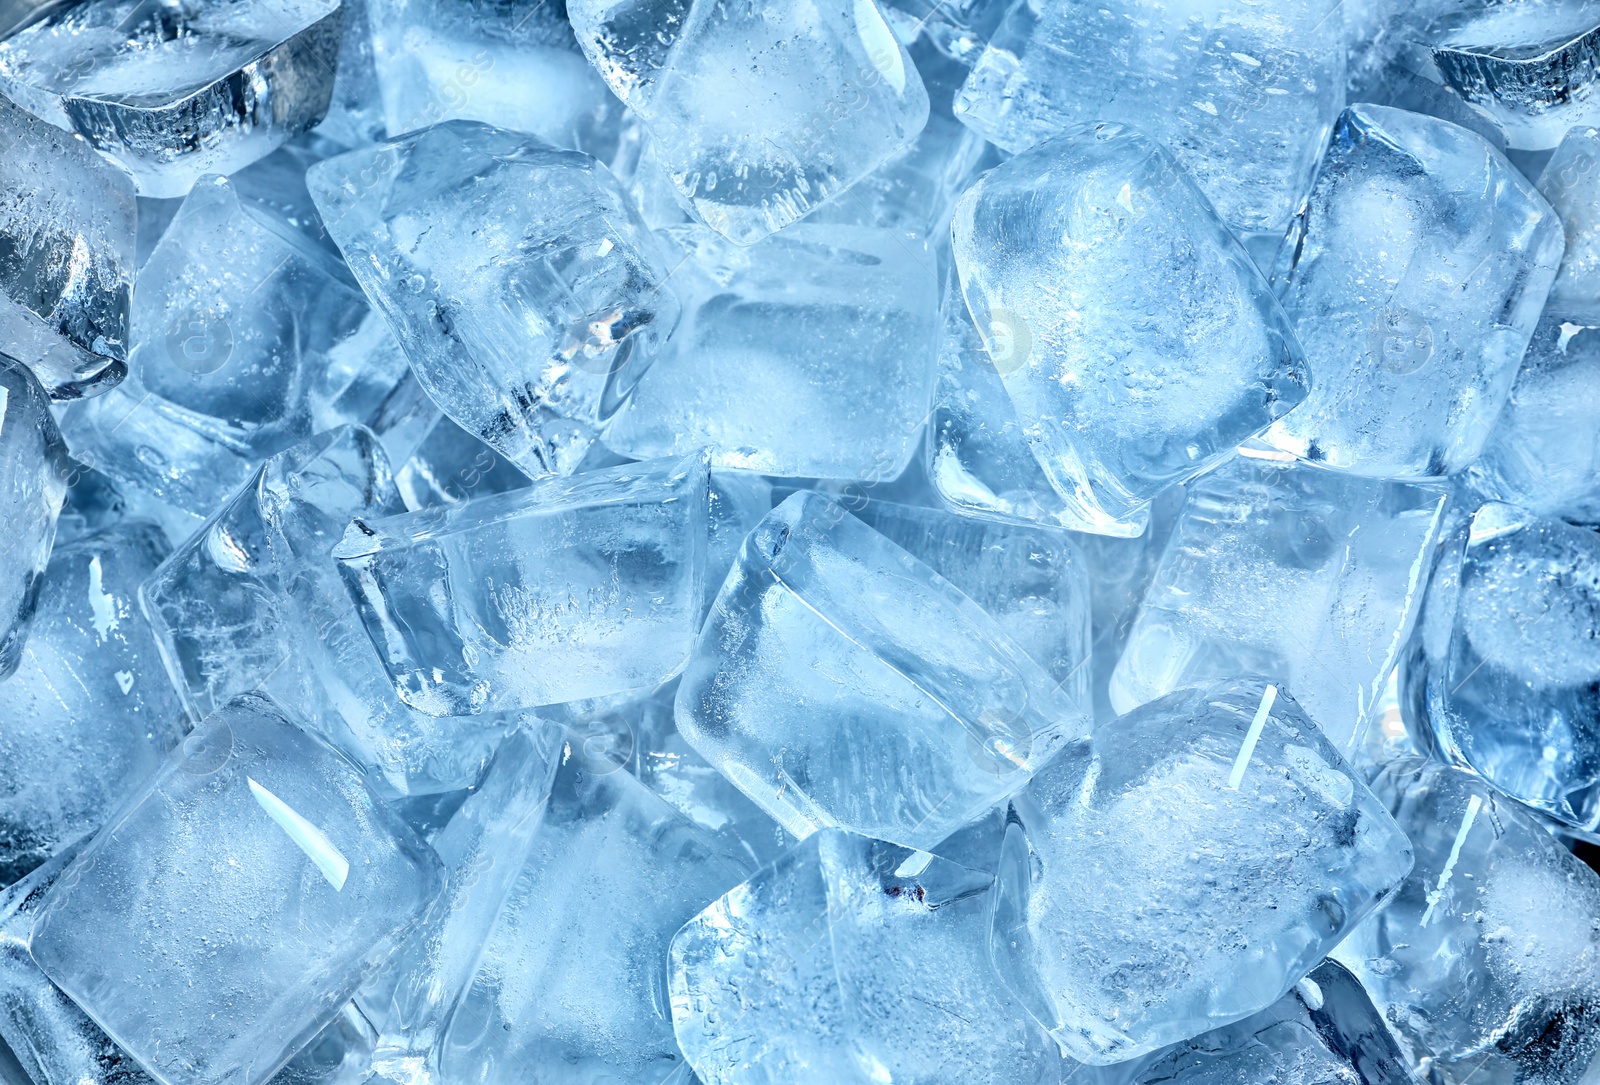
<box><xmin>0</xmin><ymin>354</ymin><xmax>69</xmax><ymax>678</ymax></box>
<box><xmin>1537</xmin><ymin>128</ymin><xmax>1600</xmax><ymax>322</ymax></box>
<box><xmin>61</xmin><ymin>175</ymin><xmax>407</xmax><ymax>519</ymax></box>
<box><xmin>1468</xmin><ymin>315</ymin><xmax>1600</xmax><ymax>524</ymax></box>
<box><xmin>0</xmin><ymin>841</ymin><xmax>378</xmax><ymax>1085</ymax></box>
<box><xmin>28</xmin><ymin>694</ymin><xmax>444</xmax><ymax>1085</ymax></box>
<box><xmin>367</xmin><ymin>0</ymin><xmax>626</xmax><ymax>161</ymax></box>
<box><xmin>676</xmin><ymin>491</ymin><xmax>1091</xmax><ymax>851</ymax></box>
<box><xmin>1406</xmin><ymin>503</ymin><xmax>1600</xmax><ymax>836</ymax></box>
<box><xmin>436</xmin><ymin>756</ymin><xmax>746</xmax><ymax>1084</ymax></box>
<box><xmin>371</xmin><ymin>726</ymin><xmax>561</xmax><ymax>1082</ymax></box>
<box><xmin>669</xmin><ymin>829</ymin><xmax>1067</xmax><ymax>1085</ymax></box>
<box><xmin>0</xmin><ymin>95</ymin><xmax>134</xmax><ymax>400</ymax></box>
<box><xmin>950</xmin><ymin>123</ymin><xmax>1308</xmax><ymax>536</ymax></box>
<box><xmin>0</xmin><ymin>523</ymin><xmax>184</xmax><ymax>886</ymax></box>
<box><xmin>567</xmin><ymin>0</ymin><xmax>930</xmax><ymax>243</ymax></box>
<box><xmin>1266</xmin><ymin>104</ymin><xmax>1564</xmax><ymax>478</ymax></box>
<box><xmin>605</xmin><ymin>224</ymin><xmax>939</xmax><ymax>480</ymax></box>
<box><xmin>1121</xmin><ymin>959</ymin><xmax>1415</xmax><ymax>1085</ymax></box>
<box><xmin>141</xmin><ymin>425</ymin><xmax>520</xmax><ymax>797</ymax></box>
<box><xmin>0</xmin><ymin>0</ymin><xmax>343</xmax><ymax>197</ymax></box>
<box><xmin>334</xmin><ymin>455</ymin><xmax>709</xmax><ymax>717</ymax></box>
<box><xmin>993</xmin><ymin>679</ymin><xmax>1413</xmax><ymax>1063</ymax></box>
<box><xmin>392</xmin><ymin>414</ymin><xmax>533</xmax><ymax>512</ymax></box>
<box><xmin>1424</xmin><ymin>2</ymin><xmax>1600</xmax><ymax>151</ymax></box>
<box><xmin>885</xmin><ymin>0</ymin><xmax>1009</xmax><ymax>66</ymax></box>
<box><xmin>1075</xmin><ymin>485</ymin><xmax>1188</xmax><ymax>723</ymax></box>
<box><xmin>952</xmin><ymin>0</ymin><xmax>1347</xmax><ymax>234</ymax></box>
<box><xmin>307</xmin><ymin>121</ymin><xmax>680</xmax><ymax>477</ymax></box>
<box><xmin>845</xmin><ymin>495</ymin><xmax>1092</xmax><ymax>706</ymax></box>
<box><xmin>1111</xmin><ymin>450</ymin><xmax>1449</xmax><ymax>752</ymax></box>
<box><xmin>139</xmin><ymin>426</ymin><xmax>402</xmax><ymax>723</ymax></box>
<box><xmin>927</xmin><ymin>269</ymin><xmax>1081</xmax><ymax>530</ymax></box>
<box><xmin>314</xmin><ymin>0</ymin><xmax>386</xmax><ymax>149</ymax></box>
<box><xmin>1335</xmin><ymin>761</ymin><xmax>1600</xmax><ymax>1085</ymax></box>
<box><xmin>803</xmin><ymin>102</ymin><xmax>992</xmax><ymax>243</ymax></box>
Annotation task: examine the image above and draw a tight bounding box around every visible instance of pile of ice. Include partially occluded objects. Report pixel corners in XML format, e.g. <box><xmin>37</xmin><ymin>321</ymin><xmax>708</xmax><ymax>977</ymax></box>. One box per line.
<box><xmin>1</xmin><ymin>1</ymin><xmax>1600</xmax><ymax>1083</ymax></box>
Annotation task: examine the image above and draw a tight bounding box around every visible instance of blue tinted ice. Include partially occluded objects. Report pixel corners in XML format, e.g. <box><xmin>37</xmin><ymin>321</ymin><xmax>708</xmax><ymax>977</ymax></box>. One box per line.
<box><xmin>1408</xmin><ymin>504</ymin><xmax>1600</xmax><ymax>835</ymax></box>
<box><xmin>0</xmin><ymin>354</ymin><xmax>69</xmax><ymax>678</ymax></box>
<box><xmin>436</xmin><ymin>755</ymin><xmax>745</xmax><ymax>1084</ymax></box>
<box><xmin>1267</xmin><ymin>104</ymin><xmax>1564</xmax><ymax>478</ymax></box>
<box><xmin>0</xmin><ymin>96</ymin><xmax>134</xmax><ymax>400</ymax></box>
<box><xmin>308</xmin><ymin>121</ymin><xmax>679</xmax><ymax>476</ymax></box>
<box><xmin>670</xmin><ymin>829</ymin><xmax>1067</xmax><ymax>1085</ymax></box>
<box><xmin>28</xmin><ymin>695</ymin><xmax>443</xmax><ymax>1085</ymax></box>
<box><xmin>367</xmin><ymin>0</ymin><xmax>624</xmax><ymax>160</ymax></box>
<box><xmin>1336</xmin><ymin>761</ymin><xmax>1600</xmax><ymax>1085</ymax></box>
<box><xmin>951</xmin><ymin>123</ymin><xmax>1307</xmax><ymax>536</ymax></box>
<box><xmin>993</xmin><ymin>679</ymin><xmax>1412</xmax><ymax>1063</ymax></box>
<box><xmin>334</xmin><ymin>455</ymin><xmax>709</xmax><ymax>716</ymax></box>
<box><xmin>1121</xmin><ymin>959</ymin><xmax>1415</xmax><ymax>1085</ymax></box>
<box><xmin>567</xmin><ymin>0</ymin><xmax>929</xmax><ymax>243</ymax></box>
<box><xmin>1111</xmin><ymin>451</ymin><xmax>1448</xmax><ymax>752</ymax></box>
<box><xmin>605</xmin><ymin>224</ymin><xmax>939</xmax><ymax>481</ymax></box>
<box><xmin>0</xmin><ymin>523</ymin><xmax>183</xmax><ymax>885</ymax></box>
<box><xmin>0</xmin><ymin>0</ymin><xmax>342</xmax><ymax>197</ymax></box>
<box><xmin>1424</xmin><ymin>2</ymin><xmax>1600</xmax><ymax>151</ymax></box>
<box><xmin>952</xmin><ymin>0</ymin><xmax>1347</xmax><ymax>233</ymax></box>
<box><xmin>1469</xmin><ymin>315</ymin><xmax>1600</xmax><ymax>524</ymax></box>
<box><xmin>677</xmin><ymin>491</ymin><xmax>1090</xmax><ymax>851</ymax></box>
<box><xmin>1538</xmin><ymin>128</ymin><xmax>1600</xmax><ymax>322</ymax></box>
<box><xmin>62</xmin><ymin>175</ymin><xmax>407</xmax><ymax>518</ymax></box>
<box><xmin>0</xmin><ymin>841</ymin><xmax>378</xmax><ymax>1085</ymax></box>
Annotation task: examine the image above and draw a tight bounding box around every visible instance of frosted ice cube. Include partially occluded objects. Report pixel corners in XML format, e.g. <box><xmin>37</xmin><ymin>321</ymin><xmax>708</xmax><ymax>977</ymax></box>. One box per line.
<box><xmin>1111</xmin><ymin>451</ymin><xmax>1449</xmax><ymax>752</ymax></box>
<box><xmin>335</xmin><ymin>455</ymin><xmax>709</xmax><ymax>716</ymax></box>
<box><xmin>1425</xmin><ymin>2</ymin><xmax>1600</xmax><ymax>151</ymax></box>
<box><xmin>846</xmin><ymin>496</ymin><xmax>1092</xmax><ymax>706</ymax></box>
<box><xmin>28</xmin><ymin>695</ymin><xmax>444</xmax><ymax>1085</ymax></box>
<box><xmin>61</xmin><ymin>175</ymin><xmax>407</xmax><ymax>519</ymax></box>
<box><xmin>0</xmin><ymin>354</ymin><xmax>69</xmax><ymax>678</ymax></box>
<box><xmin>993</xmin><ymin>679</ymin><xmax>1412</xmax><ymax>1064</ymax></box>
<box><xmin>1122</xmin><ymin>959</ymin><xmax>1414</xmax><ymax>1085</ymax></box>
<box><xmin>1267</xmin><ymin>104</ymin><xmax>1564</xmax><ymax>478</ymax></box>
<box><xmin>605</xmin><ymin>224</ymin><xmax>939</xmax><ymax>480</ymax></box>
<box><xmin>368</xmin><ymin>0</ymin><xmax>625</xmax><ymax>161</ymax></box>
<box><xmin>0</xmin><ymin>523</ymin><xmax>183</xmax><ymax>886</ymax></box>
<box><xmin>0</xmin><ymin>841</ymin><xmax>378</xmax><ymax>1085</ymax></box>
<box><xmin>0</xmin><ymin>96</ymin><xmax>134</xmax><ymax>400</ymax></box>
<box><xmin>567</xmin><ymin>0</ymin><xmax>930</xmax><ymax>243</ymax></box>
<box><xmin>676</xmin><ymin>491</ymin><xmax>1091</xmax><ymax>851</ymax></box>
<box><xmin>371</xmin><ymin>727</ymin><xmax>561</xmax><ymax>1082</ymax></box>
<box><xmin>436</xmin><ymin>756</ymin><xmax>745</xmax><ymax>1084</ymax></box>
<box><xmin>0</xmin><ymin>0</ymin><xmax>343</xmax><ymax>197</ymax></box>
<box><xmin>952</xmin><ymin>0</ymin><xmax>1347</xmax><ymax>233</ymax></box>
<box><xmin>1407</xmin><ymin>504</ymin><xmax>1600</xmax><ymax>836</ymax></box>
<box><xmin>1335</xmin><ymin>762</ymin><xmax>1600</xmax><ymax>1085</ymax></box>
<box><xmin>1469</xmin><ymin>315</ymin><xmax>1600</xmax><ymax>524</ymax></box>
<box><xmin>670</xmin><ymin>829</ymin><xmax>1067</xmax><ymax>1085</ymax></box>
<box><xmin>951</xmin><ymin>124</ymin><xmax>1308</xmax><ymax>536</ymax></box>
<box><xmin>307</xmin><ymin>121</ymin><xmax>680</xmax><ymax>476</ymax></box>
<box><xmin>1537</xmin><ymin>128</ymin><xmax>1600</xmax><ymax>322</ymax></box>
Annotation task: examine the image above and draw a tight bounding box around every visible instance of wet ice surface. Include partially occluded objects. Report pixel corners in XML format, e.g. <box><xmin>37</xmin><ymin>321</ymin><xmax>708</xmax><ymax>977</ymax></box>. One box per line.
<box><xmin>0</xmin><ymin>0</ymin><xmax>343</xmax><ymax>197</ymax></box>
<box><xmin>7</xmin><ymin>2</ymin><xmax>1600</xmax><ymax>1083</ymax></box>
